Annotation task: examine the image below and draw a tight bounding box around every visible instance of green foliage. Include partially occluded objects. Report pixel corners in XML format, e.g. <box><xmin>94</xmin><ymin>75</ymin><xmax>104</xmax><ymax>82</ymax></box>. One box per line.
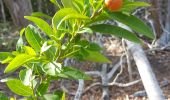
<box><xmin>6</xmin><ymin>79</ymin><xmax>33</xmax><ymax>96</ymax></box>
<box><xmin>4</xmin><ymin>54</ymin><xmax>35</xmax><ymax>73</ymax></box>
<box><xmin>0</xmin><ymin>0</ymin><xmax>153</xmax><ymax>99</ymax></box>
<box><xmin>0</xmin><ymin>52</ymin><xmax>11</xmax><ymax>62</ymax></box>
<box><xmin>25</xmin><ymin>16</ymin><xmax>54</xmax><ymax>37</ymax></box>
<box><xmin>31</xmin><ymin>12</ymin><xmax>52</xmax><ymax>19</ymax></box>
<box><xmin>0</xmin><ymin>92</ymin><xmax>8</xmax><ymax>100</ymax></box>
<box><xmin>90</xmin><ymin>24</ymin><xmax>141</xmax><ymax>43</ymax></box>
<box><xmin>106</xmin><ymin>12</ymin><xmax>154</xmax><ymax>39</ymax></box>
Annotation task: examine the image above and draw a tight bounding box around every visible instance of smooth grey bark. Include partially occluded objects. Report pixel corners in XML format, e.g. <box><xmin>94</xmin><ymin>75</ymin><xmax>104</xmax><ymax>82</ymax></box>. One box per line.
<box><xmin>155</xmin><ymin>0</ymin><xmax>170</xmax><ymax>48</ymax></box>
<box><xmin>126</xmin><ymin>41</ymin><xmax>165</xmax><ymax>100</ymax></box>
<box><xmin>0</xmin><ymin>0</ymin><xmax>6</xmax><ymax>22</ymax></box>
<box><xmin>3</xmin><ymin>0</ymin><xmax>32</xmax><ymax>28</ymax></box>
<box><xmin>118</xmin><ymin>23</ymin><xmax>165</xmax><ymax>100</ymax></box>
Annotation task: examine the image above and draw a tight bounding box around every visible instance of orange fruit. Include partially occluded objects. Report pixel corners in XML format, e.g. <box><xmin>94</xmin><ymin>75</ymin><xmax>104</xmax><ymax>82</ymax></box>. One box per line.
<box><xmin>105</xmin><ymin>0</ymin><xmax>123</xmax><ymax>12</ymax></box>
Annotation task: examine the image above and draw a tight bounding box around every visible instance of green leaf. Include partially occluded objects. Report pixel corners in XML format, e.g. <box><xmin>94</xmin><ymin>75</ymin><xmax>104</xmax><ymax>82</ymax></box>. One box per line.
<box><xmin>84</xmin><ymin>50</ymin><xmax>111</xmax><ymax>63</ymax></box>
<box><xmin>16</xmin><ymin>36</ymin><xmax>24</xmax><ymax>52</ymax></box>
<box><xmin>52</xmin><ymin>8</ymin><xmax>77</xmax><ymax>29</ymax></box>
<box><xmin>4</xmin><ymin>54</ymin><xmax>35</xmax><ymax>73</ymax></box>
<box><xmin>107</xmin><ymin>12</ymin><xmax>154</xmax><ymax>39</ymax></box>
<box><xmin>0</xmin><ymin>91</ymin><xmax>8</xmax><ymax>100</ymax></box>
<box><xmin>90</xmin><ymin>24</ymin><xmax>141</xmax><ymax>43</ymax></box>
<box><xmin>19</xmin><ymin>69</ymin><xmax>32</xmax><ymax>86</ymax></box>
<box><xmin>121</xmin><ymin>2</ymin><xmax>150</xmax><ymax>12</ymax></box>
<box><xmin>87</xmin><ymin>11</ymin><xmax>109</xmax><ymax>25</ymax></box>
<box><xmin>61</xmin><ymin>92</ymin><xmax>65</xmax><ymax>100</ymax></box>
<box><xmin>77</xmin><ymin>27</ymin><xmax>93</xmax><ymax>34</ymax></box>
<box><xmin>44</xmin><ymin>46</ymin><xmax>57</xmax><ymax>61</ymax></box>
<box><xmin>87</xmin><ymin>43</ymin><xmax>102</xmax><ymax>51</ymax></box>
<box><xmin>0</xmin><ymin>52</ymin><xmax>11</xmax><ymax>63</ymax></box>
<box><xmin>31</xmin><ymin>12</ymin><xmax>52</xmax><ymax>19</ymax></box>
<box><xmin>50</xmin><ymin>0</ymin><xmax>61</xmax><ymax>8</ymax></box>
<box><xmin>25</xmin><ymin>16</ymin><xmax>53</xmax><ymax>37</ymax></box>
<box><xmin>57</xmin><ymin>13</ymin><xmax>89</xmax><ymax>29</ymax></box>
<box><xmin>37</xmin><ymin>81</ymin><xmax>50</xmax><ymax>96</ymax></box>
<box><xmin>42</xmin><ymin>62</ymin><xmax>62</xmax><ymax>76</ymax></box>
<box><xmin>1</xmin><ymin>56</ymin><xmax>13</xmax><ymax>64</ymax></box>
<box><xmin>62</xmin><ymin>67</ymin><xmax>91</xmax><ymax>80</ymax></box>
<box><xmin>61</xmin><ymin>0</ymin><xmax>73</xmax><ymax>7</ymax></box>
<box><xmin>23</xmin><ymin>46</ymin><xmax>36</xmax><ymax>56</ymax></box>
<box><xmin>43</xmin><ymin>94</ymin><xmax>60</xmax><ymax>100</ymax></box>
<box><xmin>25</xmin><ymin>25</ymin><xmax>43</xmax><ymax>52</ymax></box>
<box><xmin>73</xmin><ymin>0</ymin><xmax>84</xmax><ymax>11</ymax></box>
<box><xmin>6</xmin><ymin>79</ymin><xmax>33</xmax><ymax>96</ymax></box>
<box><xmin>53</xmin><ymin>8</ymin><xmax>89</xmax><ymax>29</ymax></box>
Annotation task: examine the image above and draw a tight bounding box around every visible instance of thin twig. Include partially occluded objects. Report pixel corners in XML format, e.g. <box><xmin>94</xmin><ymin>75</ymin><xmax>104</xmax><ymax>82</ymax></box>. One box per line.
<box><xmin>108</xmin><ymin>79</ymin><xmax>141</xmax><ymax>87</ymax></box>
<box><xmin>83</xmin><ymin>79</ymin><xmax>141</xmax><ymax>93</ymax></box>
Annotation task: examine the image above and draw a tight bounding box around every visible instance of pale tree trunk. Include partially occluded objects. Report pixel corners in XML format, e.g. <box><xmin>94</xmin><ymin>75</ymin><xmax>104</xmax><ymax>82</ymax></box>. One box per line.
<box><xmin>118</xmin><ymin>23</ymin><xmax>165</xmax><ymax>100</ymax></box>
<box><xmin>126</xmin><ymin>41</ymin><xmax>165</xmax><ymax>100</ymax></box>
<box><xmin>3</xmin><ymin>0</ymin><xmax>32</xmax><ymax>29</ymax></box>
<box><xmin>147</xmin><ymin>0</ymin><xmax>162</xmax><ymax>39</ymax></box>
<box><xmin>0</xmin><ymin>0</ymin><xmax>6</xmax><ymax>22</ymax></box>
<box><xmin>155</xmin><ymin>0</ymin><xmax>170</xmax><ymax>48</ymax></box>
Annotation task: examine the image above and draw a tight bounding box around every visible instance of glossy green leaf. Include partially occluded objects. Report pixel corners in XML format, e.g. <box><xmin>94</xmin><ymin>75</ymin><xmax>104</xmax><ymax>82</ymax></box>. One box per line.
<box><xmin>57</xmin><ymin>13</ymin><xmax>89</xmax><ymax>29</ymax></box>
<box><xmin>90</xmin><ymin>24</ymin><xmax>141</xmax><ymax>43</ymax></box>
<box><xmin>0</xmin><ymin>91</ymin><xmax>8</xmax><ymax>100</ymax></box>
<box><xmin>72</xmin><ymin>0</ymin><xmax>84</xmax><ymax>13</ymax></box>
<box><xmin>87</xmin><ymin>11</ymin><xmax>109</xmax><ymax>25</ymax></box>
<box><xmin>37</xmin><ymin>81</ymin><xmax>50</xmax><ymax>96</ymax></box>
<box><xmin>61</xmin><ymin>92</ymin><xmax>65</xmax><ymax>100</ymax></box>
<box><xmin>62</xmin><ymin>67</ymin><xmax>91</xmax><ymax>80</ymax></box>
<box><xmin>87</xmin><ymin>43</ymin><xmax>102</xmax><ymax>51</ymax></box>
<box><xmin>25</xmin><ymin>25</ymin><xmax>43</xmax><ymax>52</ymax></box>
<box><xmin>6</xmin><ymin>79</ymin><xmax>33</xmax><ymax>96</ymax></box>
<box><xmin>53</xmin><ymin>8</ymin><xmax>89</xmax><ymax>29</ymax></box>
<box><xmin>25</xmin><ymin>16</ymin><xmax>53</xmax><ymax>37</ymax></box>
<box><xmin>1</xmin><ymin>56</ymin><xmax>13</xmax><ymax>64</ymax></box>
<box><xmin>78</xmin><ymin>27</ymin><xmax>93</xmax><ymax>34</ymax></box>
<box><xmin>4</xmin><ymin>54</ymin><xmax>35</xmax><ymax>73</ymax></box>
<box><xmin>19</xmin><ymin>28</ymin><xmax>26</xmax><ymax>37</ymax></box>
<box><xmin>19</xmin><ymin>69</ymin><xmax>32</xmax><ymax>86</ymax></box>
<box><xmin>0</xmin><ymin>52</ymin><xmax>11</xmax><ymax>63</ymax></box>
<box><xmin>42</xmin><ymin>62</ymin><xmax>62</xmax><ymax>76</ymax></box>
<box><xmin>84</xmin><ymin>50</ymin><xmax>111</xmax><ymax>63</ymax></box>
<box><xmin>121</xmin><ymin>2</ymin><xmax>150</xmax><ymax>12</ymax></box>
<box><xmin>31</xmin><ymin>12</ymin><xmax>52</xmax><ymax>19</ymax></box>
<box><xmin>16</xmin><ymin>36</ymin><xmax>24</xmax><ymax>52</ymax></box>
<box><xmin>43</xmin><ymin>94</ymin><xmax>60</xmax><ymax>100</ymax></box>
<box><xmin>61</xmin><ymin>0</ymin><xmax>73</xmax><ymax>7</ymax></box>
<box><xmin>41</xmin><ymin>42</ymin><xmax>52</xmax><ymax>54</ymax></box>
<box><xmin>50</xmin><ymin>0</ymin><xmax>61</xmax><ymax>8</ymax></box>
<box><xmin>52</xmin><ymin>8</ymin><xmax>77</xmax><ymax>29</ymax></box>
<box><xmin>23</xmin><ymin>46</ymin><xmax>36</xmax><ymax>56</ymax></box>
<box><xmin>107</xmin><ymin>12</ymin><xmax>154</xmax><ymax>39</ymax></box>
<box><xmin>44</xmin><ymin>46</ymin><xmax>57</xmax><ymax>61</ymax></box>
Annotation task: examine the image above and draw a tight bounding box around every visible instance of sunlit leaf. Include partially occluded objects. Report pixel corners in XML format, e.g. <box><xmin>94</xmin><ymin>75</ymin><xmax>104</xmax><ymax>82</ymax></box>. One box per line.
<box><xmin>6</xmin><ymin>79</ymin><xmax>33</xmax><ymax>96</ymax></box>
<box><xmin>106</xmin><ymin>12</ymin><xmax>154</xmax><ymax>39</ymax></box>
<box><xmin>19</xmin><ymin>69</ymin><xmax>32</xmax><ymax>86</ymax></box>
<box><xmin>0</xmin><ymin>91</ymin><xmax>8</xmax><ymax>100</ymax></box>
<box><xmin>4</xmin><ymin>54</ymin><xmax>35</xmax><ymax>73</ymax></box>
<box><xmin>25</xmin><ymin>25</ymin><xmax>43</xmax><ymax>52</ymax></box>
<box><xmin>62</xmin><ymin>67</ymin><xmax>91</xmax><ymax>80</ymax></box>
<box><xmin>90</xmin><ymin>24</ymin><xmax>141</xmax><ymax>43</ymax></box>
<box><xmin>25</xmin><ymin>16</ymin><xmax>53</xmax><ymax>37</ymax></box>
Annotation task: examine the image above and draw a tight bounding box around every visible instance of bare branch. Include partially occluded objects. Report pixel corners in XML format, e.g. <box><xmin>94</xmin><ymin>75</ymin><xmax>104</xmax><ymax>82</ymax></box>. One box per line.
<box><xmin>108</xmin><ymin>79</ymin><xmax>141</xmax><ymax>87</ymax></box>
<box><xmin>74</xmin><ymin>80</ymin><xmax>84</xmax><ymax>100</ymax></box>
